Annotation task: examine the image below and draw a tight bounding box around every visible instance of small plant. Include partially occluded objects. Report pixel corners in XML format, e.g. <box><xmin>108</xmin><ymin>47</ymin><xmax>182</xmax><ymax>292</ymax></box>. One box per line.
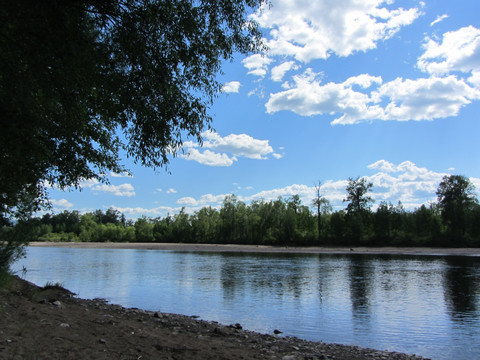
<box><xmin>44</xmin><ymin>281</ymin><xmax>64</xmax><ymax>289</ymax></box>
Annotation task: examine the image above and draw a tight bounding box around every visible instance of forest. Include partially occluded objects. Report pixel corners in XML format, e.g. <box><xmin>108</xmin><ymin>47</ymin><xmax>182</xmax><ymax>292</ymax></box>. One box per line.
<box><xmin>3</xmin><ymin>175</ymin><xmax>480</xmax><ymax>248</ymax></box>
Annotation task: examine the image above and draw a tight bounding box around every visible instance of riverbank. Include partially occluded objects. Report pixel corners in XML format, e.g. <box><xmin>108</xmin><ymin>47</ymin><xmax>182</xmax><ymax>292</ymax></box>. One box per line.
<box><xmin>1</xmin><ymin>276</ymin><xmax>430</xmax><ymax>360</ymax></box>
<box><xmin>29</xmin><ymin>241</ymin><xmax>480</xmax><ymax>256</ymax></box>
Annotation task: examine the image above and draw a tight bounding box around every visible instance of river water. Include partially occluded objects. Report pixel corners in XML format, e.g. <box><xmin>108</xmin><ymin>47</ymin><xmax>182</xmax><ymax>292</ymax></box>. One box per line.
<box><xmin>13</xmin><ymin>247</ymin><xmax>480</xmax><ymax>360</ymax></box>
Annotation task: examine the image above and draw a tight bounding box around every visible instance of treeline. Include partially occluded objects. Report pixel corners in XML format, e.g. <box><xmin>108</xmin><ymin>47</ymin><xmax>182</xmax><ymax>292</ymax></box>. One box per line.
<box><xmin>5</xmin><ymin>175</ymin><xmax>480</xmax><ymax>248</ymax></box>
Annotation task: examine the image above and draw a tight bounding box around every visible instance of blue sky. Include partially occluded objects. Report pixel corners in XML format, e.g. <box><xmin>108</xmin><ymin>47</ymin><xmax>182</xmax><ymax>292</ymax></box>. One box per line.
<box><xmin>48</xmin><ymin>0</ymin><xmax>480</xmax><ymax>218</ymax></box>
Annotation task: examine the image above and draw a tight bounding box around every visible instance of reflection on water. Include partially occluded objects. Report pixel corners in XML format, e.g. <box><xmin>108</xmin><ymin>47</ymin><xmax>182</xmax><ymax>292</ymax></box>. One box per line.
<box><xmin>13</xmin><ymin>248</ymin><xmax>480</xmax><ymax>360</ymax></box>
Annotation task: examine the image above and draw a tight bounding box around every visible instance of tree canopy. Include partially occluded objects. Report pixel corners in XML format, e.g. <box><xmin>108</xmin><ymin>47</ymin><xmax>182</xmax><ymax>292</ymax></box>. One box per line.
<box><xmin>0</xmin><ymin>0</ymin><xmax>266</xmax><ymax>224</ymax></box>
<box><xmin>436</xmin><ymin>175</ymin><xmax>478</xmax><ymax>239</ymax></box>
<box><xmin>343</xmin><ymin>177</ymin><xmax>374</xmax><ymax>215</ymax></box>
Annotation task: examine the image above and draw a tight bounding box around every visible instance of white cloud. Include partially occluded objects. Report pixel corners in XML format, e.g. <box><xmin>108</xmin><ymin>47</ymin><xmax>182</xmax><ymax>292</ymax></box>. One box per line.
<box><xmin>92</xmin><ymin>183</ymin><xmax>135</xmax><ymax>197</ymax></box>
<box><xmin>171</xmin><ymin>160</ymin><xmax>480</xmax><ymax>212</ymax></box>
<box><xmin>242</xmin><ymin>54</ymin><xmax>273</xmax><ymax>77</ymax></box>
<box><xmin>418</xmin><ymin>26</ymin><xmax>480</xmax><ymax>75</ymax></box>
<box><xmin>364</xmin><ymin>160</ymin><xmax>450</xmax><ymax>208</ymax></box>
<box><xmin>468</xmin><ymin>71</ymin><xmax>480</xmax><ymax>87</ymax></box>
<box><xmin>252</xmin><ymin>0</ymin><xmax>421</xmax><ymax>62</ymax></box>
<box><xmin>181</xmin><ymin>131</ymin><xmax>279</xmax><ymax>166</ymax></box>
<box><xmin>271</xmin><ymin>61</ymin><xmax>300</xmax><ymax>82</ymax></box>
<box><xmin>266</xmin><ymin>69</ymin><xmax>480</xmax><ymax>124</ymax></box>
<box><xmin>222</xmin><ymin>81</ymin><xmax>241</xmax><ymax>93</ymax></box>
<box><xmin>181</xmin><ymin>148</ymin><xmax>236</xmax><ymax>167</ymax></box>
<box><xmin>266</xmin><ymin>70</ymin><xmax>384</xmax><ymax>121</ymax></box>
<box><xmin>50</xmin><ymin>198</ymin><xmax>74</xmax><ymax>209</ymax></box>
<box><xmin>202</xmin><ymin>131</ymin><xmax>274</xmax><ymax>160</ymax></box>
<box><xmin>430</xmin><ymin>14</ymin><xmax>448</xmax><ymax>27</ymax></box>
<box><xmin>166</xmin><ymin>188</ymin><xmax>177</xmax><ymax>194</ymax></box>
<box><xmin>110</xmin><ymin>205</ymin><xmax>188</xmax><ymax>218</ymax></box>
<box><xmin>367</xmin><ymin>76</ymin><xmax>480</xmax><ymax>123</ymax></box>
<box><xmin>79</xmin><ymin>178</ymin><xmax>100</xmax><ymax>188</ymax></box>
<box><xmin>177</xmin><ymin>194</ymin><xmax>227</xmax><ymax>207</ymax></box>
<box><xmin>110</xmin><ymin>171</ymin><xmax>133</xmax><ymax>178</ymax></box>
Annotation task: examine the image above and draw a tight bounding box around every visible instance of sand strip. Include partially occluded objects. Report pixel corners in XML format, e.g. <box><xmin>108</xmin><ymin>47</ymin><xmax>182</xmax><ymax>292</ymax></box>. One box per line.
<box><xmin>29</xmin><ymin>242</ymin><xmax>480</xmax><ymax>257</ymax></box>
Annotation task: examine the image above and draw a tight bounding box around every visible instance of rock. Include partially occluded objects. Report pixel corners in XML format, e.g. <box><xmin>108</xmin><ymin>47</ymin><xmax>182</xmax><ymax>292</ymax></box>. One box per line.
<box><xmin>59</xmin><ymin>323</ymin><xmax>70</xmax><ymax>328</ymax></box>
<box><xmin>52</xmin><ymin>300</ymin><xmax>62</xmax><ymax>307</ymax></box>
<box><xmin>99</xmin><ymin>339</ymin><xmax>106</xmax><ymax>345</ymax></box>
<box><xmin>273</xmin><ymin>329</ymin><xmax>283</xmax><ymax>334</ymax></box>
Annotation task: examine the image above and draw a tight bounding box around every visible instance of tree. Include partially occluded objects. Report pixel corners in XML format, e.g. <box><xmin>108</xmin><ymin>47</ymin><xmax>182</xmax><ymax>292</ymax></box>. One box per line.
<box><xmin>312</xmin><ymin>181</ymin><xmax>332</xmax><ymax>241</ymax></box>
<box><xmin>0</xmin><ymin>0</ymin><xmax>266</xmax><ymax>271</ymax></box>
<box><xmin>344</xmin><ymin>177</ymin><xmax>374</xmax><ymax>215</ymax></box>
<box><xmin>436</xmin><ymin>175</ymin><xmax>478</xmax><ymax>240</ymax></box>
<box><xmin>343</xmin><ymin>177</ymin><xmax>374</xmax><ymax>243</ymax></box>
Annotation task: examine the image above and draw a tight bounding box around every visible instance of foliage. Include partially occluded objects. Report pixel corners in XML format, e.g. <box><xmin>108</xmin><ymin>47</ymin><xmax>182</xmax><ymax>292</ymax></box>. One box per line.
<box><xmin>436</xmin><ymin>175</ymin><xmax>478</xmax><ymax>243</ymax></box>
<box><xmin>4</xmin><ymin>175</ymin><xmax>480</xmax><ymax>249</ymax></box>
<box><xmin>344</xmin><ymin>177</ymin><xmax>374</xmax><ymax>215</ymax></box>
<box><xmin>0</xmin><ymin>0</ymin><xmax>266</xmax><ymax>271</ymax></box>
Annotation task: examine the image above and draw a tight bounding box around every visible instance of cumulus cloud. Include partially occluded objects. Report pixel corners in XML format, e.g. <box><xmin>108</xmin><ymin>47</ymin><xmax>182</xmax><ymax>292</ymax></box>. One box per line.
<box><xmin>266</xmin><ymin>69</ymin><xmax>480</xmax><ymax>124</ymax></box>
<box><xmin>418</xmin><ymin>26</ymin><xmax>480</xmax><ymax>75</ymax></box>
<box><xmin>50</xmin><ymin>198</ymin><xmax>74</xmax><ymax>209</ymax></box>
<box><xmin>181</xmin><ymin>131</ymin><xmax>279</xmax><ymax>166</ymax></box>
<box><xmin>110</xmin><ymin>171</ymin><xmax>133</xmax><ymax>178</ymax></box>
<box><xmin>110</xmin><ymin>205</ymin><xmax>187</xmax><ymax>218</ymax></box>
<box><xmin>365</xmin><ymin>160</ymin><xmax>450</xmax><ymax>208</ymax></box>
<box><xmin>252</xmin><ymin>0</ymin><xmax>421</xmax><ymax>63</ymax></box>
<box><xmin>181</xmin><ymin>148</ymin><xmax>236</xmax><ymax>167</ymax></box>
<box><xmin>271</xmin><ymin>61</ymin><xmax>300</xmax><ymax>82</ymax></box>
<box><xmin>367</xmin><ymin>75</ymin><xmax>480</xmax><ymax>123</ymax></box>
<box><xmin>222</xmin><ymin>81</ymin><xmax>241</xmax><ymax>93</ymax></box>
<box><xmin>177</xmin><ymin>194</ymin><xmax>227</xmax><ymax>207</ymax></box>
<box><xmin>242</xmin><ymin>54</ymin><xmax>273</xmax><ymax>77</ymax></box>
<box><xmin>170</xmin><ymin>160</ymin><xmax>480</xmax><ymax>212</ymax></box>
<box><xmin>266</xmin><ymin>70</ymin><xmax>383</xmax><ymax>120</ymax></box>
<box><xmin>92</xmin><ymin>183</ymin><xmax>135</xmax><ymax>197</ymax></box>
<box><xmin>166</xmin><ymin>188</ymin><xmax>177</xmax><ymax>194</ymax></box>
<box><xmin>79</xmin><ymin>178</ymin><xmax>100</xmax><ymax>188</ymax></box>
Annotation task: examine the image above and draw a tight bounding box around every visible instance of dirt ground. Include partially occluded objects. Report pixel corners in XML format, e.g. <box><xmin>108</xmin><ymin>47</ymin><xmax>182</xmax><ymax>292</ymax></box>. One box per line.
<box><xmin>0</xmin><ymin>276</ymin><xmax>432</xmax><ymax>360</ymax></box>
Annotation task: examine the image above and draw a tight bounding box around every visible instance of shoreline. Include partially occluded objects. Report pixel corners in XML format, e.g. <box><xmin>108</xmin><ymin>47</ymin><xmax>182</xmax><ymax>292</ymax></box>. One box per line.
<box><xmin>1</xmin><ymin>276</ymin><xmax>430</xmax><ymax>359</ymax></box>
<box><xmin>29</xmin><ymin>241</ymin><xmax>480</xmax><ymax>257</ymax></box>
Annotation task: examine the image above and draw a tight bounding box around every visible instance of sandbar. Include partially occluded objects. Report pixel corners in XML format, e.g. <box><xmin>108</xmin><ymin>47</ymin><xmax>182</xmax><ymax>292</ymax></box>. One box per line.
<box><xmin>29</xmin><ymin>242</ymin><xmax>480</xmax><ymax>257</ymax></box>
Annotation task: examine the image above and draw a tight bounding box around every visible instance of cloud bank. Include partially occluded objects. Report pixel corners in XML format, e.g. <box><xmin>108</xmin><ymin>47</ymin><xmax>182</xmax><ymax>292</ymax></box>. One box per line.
<box><xmin>181</xmin><ymin>131</ymin><xmax>281</xmax><ymax>166</ymax></box>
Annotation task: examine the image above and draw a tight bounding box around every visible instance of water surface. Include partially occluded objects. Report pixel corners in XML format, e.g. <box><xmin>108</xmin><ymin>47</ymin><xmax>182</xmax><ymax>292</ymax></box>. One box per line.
<box><xmin>13</xmin><ymin>247</ymin><xmax>480</xmax><ymax>360</ymax></box>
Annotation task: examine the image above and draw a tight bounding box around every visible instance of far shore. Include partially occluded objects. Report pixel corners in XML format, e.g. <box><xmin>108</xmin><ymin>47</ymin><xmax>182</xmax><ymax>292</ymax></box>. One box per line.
<box><xmin>29</xmin><ymin>241</ymin><xmax>480</xmax><ymax>256</ymax></box>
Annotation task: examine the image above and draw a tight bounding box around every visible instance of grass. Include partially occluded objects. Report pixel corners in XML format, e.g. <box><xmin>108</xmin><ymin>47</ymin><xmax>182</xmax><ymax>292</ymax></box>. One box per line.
<box><xmin>43</xmin><ymin>280</ymin><xmax>65</xmax><ymax>289</ymax></box>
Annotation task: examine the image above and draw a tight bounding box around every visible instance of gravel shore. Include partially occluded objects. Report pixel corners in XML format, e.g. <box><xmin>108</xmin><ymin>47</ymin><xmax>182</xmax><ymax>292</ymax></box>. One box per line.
<box><xmin>1</xmin><ymin>276</ymin><xmax>431</xmax><ymax>360</ymax></box>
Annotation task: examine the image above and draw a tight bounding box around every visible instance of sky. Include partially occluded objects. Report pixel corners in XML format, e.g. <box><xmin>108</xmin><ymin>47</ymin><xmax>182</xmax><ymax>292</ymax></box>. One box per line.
<box><xmin>48</xmin><ymin>0</ymin><xmax>480</xmax><ymax>218</ymax></box>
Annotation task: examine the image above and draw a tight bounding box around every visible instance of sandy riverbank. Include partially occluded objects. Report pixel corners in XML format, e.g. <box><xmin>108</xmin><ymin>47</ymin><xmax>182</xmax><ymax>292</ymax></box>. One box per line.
<box><xmin>29</xmin><ymin>241</ymin><xmax>480</xmax><ymax>257</ymax></box>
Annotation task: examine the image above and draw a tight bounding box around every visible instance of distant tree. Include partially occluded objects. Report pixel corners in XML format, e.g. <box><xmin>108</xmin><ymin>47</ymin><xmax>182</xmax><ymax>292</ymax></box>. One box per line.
<box><xmin>0</xmin><ymin>0</ymin><xmax>266</xmax><ymax>272</ymax></box>
<box><xmin>312</xmin><ymin>181</ymin><xmax>332</xmax><ymax>241</ymax></box>
<box><xmin>344</xmin><ymin>177</ymin><xmax>374</xmax><ymax>215</ymax></box>
<box><xmin>343</xmin><ymin>177</ymin><xmax>374</xmax><ymax>243</ymax></box>
<box><xmin>436</xmin><ymin>175</ymin><xmax>478</xmax><ymax>240</ymax></box>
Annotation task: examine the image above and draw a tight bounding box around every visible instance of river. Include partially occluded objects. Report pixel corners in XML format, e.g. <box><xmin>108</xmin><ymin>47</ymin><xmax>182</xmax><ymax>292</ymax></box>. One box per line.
<box><xmin>13</xmin><ymin>246</ymin><xmax>480</xmax><ymax>360</ymax></box>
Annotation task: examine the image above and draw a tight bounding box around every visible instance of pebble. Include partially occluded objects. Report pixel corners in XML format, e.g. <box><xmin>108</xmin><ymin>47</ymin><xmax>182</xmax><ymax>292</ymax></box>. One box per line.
<box><xmin>59</xmin><ymin>323</ymin><xmax>70</xmax><ymax>328</ymax></box>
